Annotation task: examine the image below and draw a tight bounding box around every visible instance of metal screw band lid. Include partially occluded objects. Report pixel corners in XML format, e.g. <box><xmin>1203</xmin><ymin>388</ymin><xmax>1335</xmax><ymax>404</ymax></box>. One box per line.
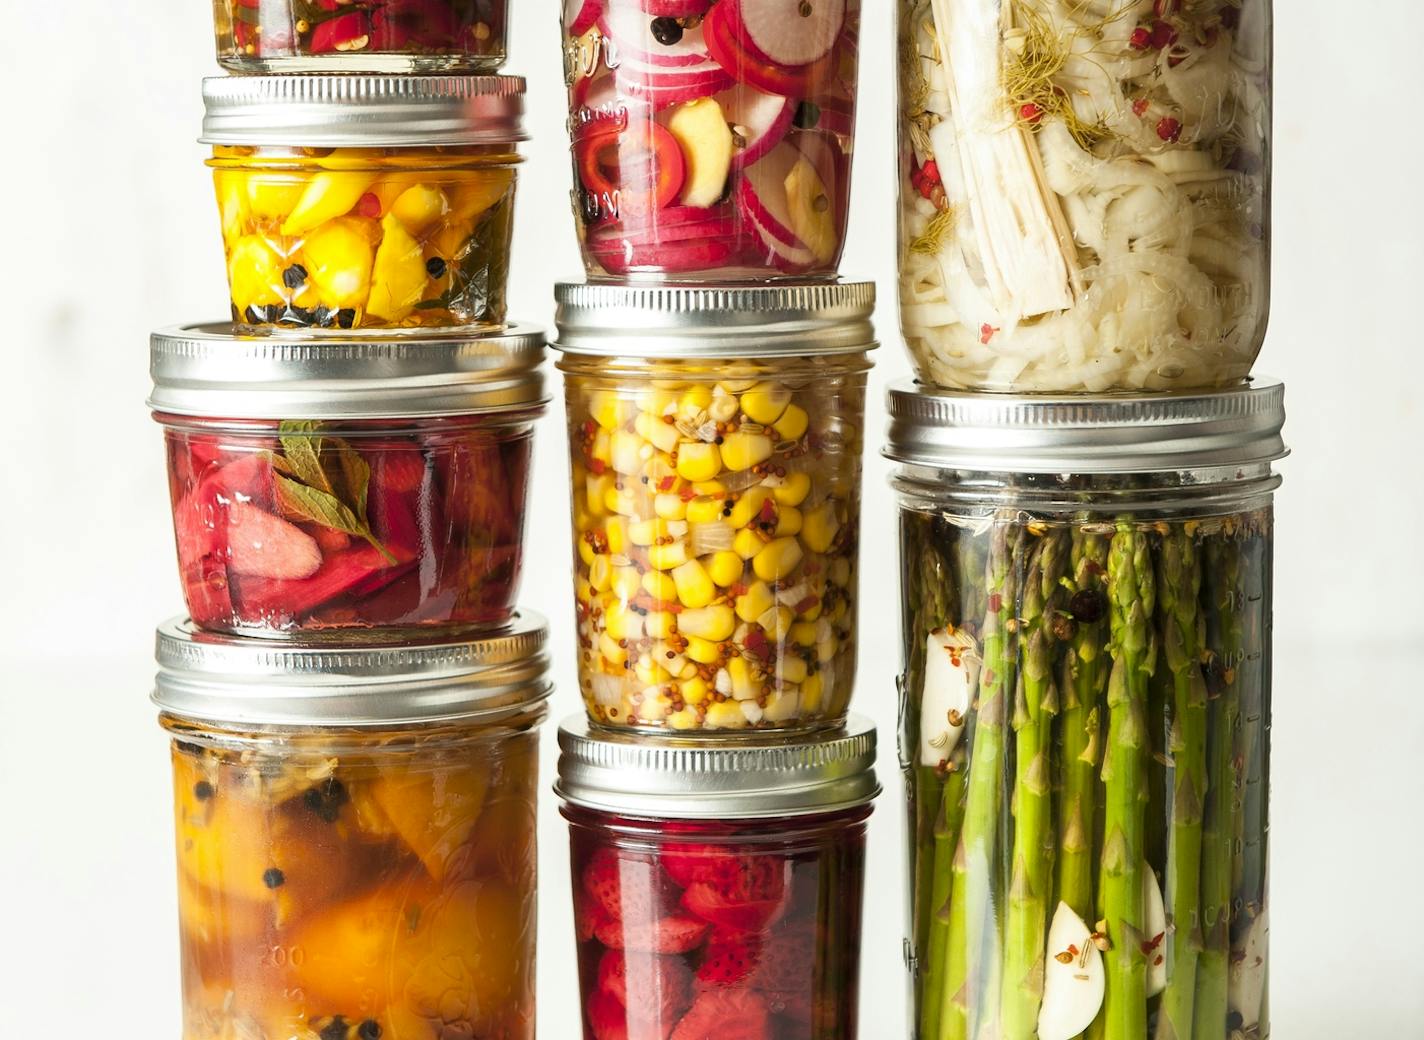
<box><xmin>552</xmin><ymin>282</ymin><xmax>877</xmax><ymax>358</ymax></box>
<box><xmin>153</xmin><ymin>613</ymin><xmax>552</xmax><ymax>726</ymax></box>
<box><xmin>201</xmin><ymin>74</ymin><xmax>527</xmax><ymax>147</ymax></box>
<box><xmin>884</xmin><ymin>377</ymin><xmax>1288</xmax><ymax>474</ymax></box>
<box><xmin>554</xmin><ymin>715</ymin><xmax>879</xmax><ymax>819</ymax></box>
<box><xmin>149</xmin><ymin>322</ymin><xmax>547</xmax><ymax>419</ymax></box>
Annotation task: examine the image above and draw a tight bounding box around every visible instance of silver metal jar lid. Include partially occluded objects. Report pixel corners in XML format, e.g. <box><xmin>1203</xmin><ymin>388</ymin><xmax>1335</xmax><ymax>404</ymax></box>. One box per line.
<box><xmin>153</xmin><ymin>612</ymin><xmax>552</xmax><ymax>726</ymax></box>
<box><xmin>554</xmin><ymin>715</ymin><xmax>879</xmax><ymax>819</ymax></box>
<box><xmin>552</xmin><ymin>282</ymin><xmax>877</xmax><ymax>359</ymax></box>
<box><xmin>884</xmin><ymin>377</ymin><xmax>1287</xmax><ymax>474</ymax></box>
<box><xmin>148</xmin><ymin>322</ymin><xmax>547</xmax><ymax>419</ymax></box>
<box><xmin>200</xmin><ymin>75</ymin><xmax>527</xmax><ymax>148</ymax></box>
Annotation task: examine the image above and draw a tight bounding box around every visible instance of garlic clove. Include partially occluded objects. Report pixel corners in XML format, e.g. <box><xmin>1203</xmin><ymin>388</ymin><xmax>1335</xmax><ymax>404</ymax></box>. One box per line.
<box><xmin>1143</xmin><ymin>864</ymin><xmax>1168</xmax><ymax>998</ymax></box>
<box><xmin>918</xmin><ymin>625</ymin><xmax>979</xmax><ymax>767</ymax></box>
<box><xmin>1038</xmin><ymin>901</ymin><xmax>1105</xmax><ymax>1040</ymax></box>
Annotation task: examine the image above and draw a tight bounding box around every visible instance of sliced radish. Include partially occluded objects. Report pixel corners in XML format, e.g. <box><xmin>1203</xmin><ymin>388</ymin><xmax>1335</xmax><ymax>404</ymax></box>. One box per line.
<box><xmin>575</xmin><ymin>71</ymin><xmax>632</xmax><ymax>120</ymax></box>
<box><xmin>702</xmin><ymin>0</ymin><xmax>830</xmax><ymax>98</ymax></box>
<box><xmin>919</xmin><ymin>626</ymin><xmax>979</xmax><ymax>766</ymax></box>
<box><xmin>737</xmin><ymin>140</ymin><xmax>806</xmax><ymax>248</ymax></box>
<box><xmin>1143</xmin><ymin>866</ymin><xmax>1168</xmax><ymax>999</ymax></box>
<box><xmin>717</xmin><ymin>85</ymin><xmax>794</xmax><ymax>169</ymax></box>
<box><xmin>597</xmin><ymin>204</ymin><xmax>737</xmax><ymax>245</ymax></box>
<box><xmin>1038</xmin><ymin>903</ymin><xmax>1105</xmax><ymax>1040</ymax></box>
<box><xmin>638</xmin><ymin>0</ymin><xmax>710</xmax><ymax>14</ymax></box>
<box><xmin>589</xmin><ymin>225</ymin><xmax>737</xmax><ymax>274</ymax></box>
<box><xmin>600</xmin><ymin>4</ymin><xmax>709</xmax><ymax>66</ymax></box>
<box><xmin>745</xmin><ymin>206</ymin><xmax>815</xmax><ymax>273</ymax></box>
<box><xmin>565</xmin><ymin>0</ymin><xmax>604</xmax><ymax>35</ymax></box>
<box><xmin>614</xmin><ymin>55</ymin><xmax>733</xmax><ymax>107</ymax></box>
<box><xmin>726</xmin><ymin>0</ymin><xmax>846</xmax><ymax>69</ymax></box>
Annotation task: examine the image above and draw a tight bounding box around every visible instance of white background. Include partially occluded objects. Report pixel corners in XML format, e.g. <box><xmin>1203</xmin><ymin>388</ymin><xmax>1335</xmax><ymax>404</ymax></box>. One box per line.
<box><xmin>1</xmin><ymin>0</ymin><xmax>1422</xmax><ymax>1032</ymax></box>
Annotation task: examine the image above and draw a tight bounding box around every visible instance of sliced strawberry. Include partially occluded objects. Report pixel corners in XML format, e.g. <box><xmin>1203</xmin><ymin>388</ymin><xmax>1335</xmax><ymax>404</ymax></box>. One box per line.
<box><xmin>583</xmin><ymin>848</ymin><xmax>683</xmax><ymax>923</ymax></box>
<box><xmin>669</xmin><ymin>989</ymin><xmax>770</xmax><ymax>1040</ymax></box>
<box><xmin>583</xmin><ymin>847</ymin><xmax>628</xmax><ymax>920</ymax></box>
<box><xmin>226</xmin><ymin>501</ymin><xmax>324</xmax><ymax>580</ymax></box>
<box><xmin>595</xmin><ymin>913</ymin><xmax>710</xmax><ymax>955</ymax></box>
<box><xmin>679</xmin><ymin>855</ymin><xmax>788</xmax><ymax>932</ymax></box>
<box><xmin>577</xmin><ymin>888</ymin><xmax>614</xmax><ymax>943</ymax></box>
<box><xmin>696</xmin><ymin>929</ymin><xmax>761</xmax><ymax>988</ymax></box>
<box><xmin>659</xmin><ymin>843</ymin><xmax>726</xmax><ymax>889</ymax></box>
<box><xmin>587</xmin><ymin>988</ymin><xmax>629</xmax><ymax>1040</ymax></box>
<box><xmin>599</xmin><ymin>949</ymin><xmax>693</xmax><ymax>1031</ymax></box>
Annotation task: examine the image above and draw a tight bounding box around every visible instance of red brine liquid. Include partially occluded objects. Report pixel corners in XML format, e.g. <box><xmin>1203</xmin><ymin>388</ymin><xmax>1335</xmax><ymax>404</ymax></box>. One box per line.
<box><xmin>564</xmin><ymin>806</ymin><xmax>868</xmax><ymax>1040</ymax></box>
<box><xmin>158</xmin><ymin>414</ymin><xmax>535</xmax><ymax>637</ymax></box>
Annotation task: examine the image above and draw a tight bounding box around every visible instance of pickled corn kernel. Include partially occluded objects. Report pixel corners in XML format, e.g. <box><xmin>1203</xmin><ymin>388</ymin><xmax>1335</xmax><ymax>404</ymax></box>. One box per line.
<box><xmin>733</xmin><ymin>528</ymin><xmax>765</xmax><ymax>560</ymax></box>
<box><xmin>647</xmin><ymin>541</ymin><xmax>689</xmax><ymax>571</ymax></box>
<box><xmin>801</xmin><ymin>502</ymin><xmax>840</xmax><ymax>553</ymax></box>
<box><xmin>676</xmin><ymin>443</ymin><xmax>722</xmax><ymax>482</ymax></box>
<box><xmin>641</xmin><ymin>569</ymin><xmax>677</xmax><ymax>602</ymax></box>
<box><xmin>679</xmin><ymin>604</ymin><xmax>735</xmax><ymax>642</ymax></box>
<box><xmin>704</xmin><ymin>700</ymin><xmax>749</xmax><ymax>729</ymax></box>
<box><xmin>645</xmin><ymin>610</ymin><xmax>677</xmax><ymax>639</ymax></box>
<box><xmin>577</xmin><ymin>538</ymin><xmax>597</xmax><ymax>567</ymax></box>
<box><xmin>720</xmin><ymin>431</ymin><xmax>773</xmax><ymax>472</ymax></box>
<box><xmin>684</xmin><ymin>636</ymin><xmax>721</xmax><ymax>665</ymax></box>
<box><xmin>612</xmin><ymin>566</ymin><xmax>642</xmax><ymax>600</ymax></box>
<box><xmin>654</xmin><ymin>493</ymin><xmax>687</xmax><ymax>520</ymax></box>
<box><xmin>681</xmin><ymin>676</ymin><xmax>711</xmax><ymax>704</ymax></box>
<box><xmin>775</xmin><ymin>404</ymin><xmax>810</xmax><ymax>441</ymax></box>
<box><xmin>686</xmin><ymin>498</ymin><xmax>724</xmax><ymax>524</ymax></box>
<box><xmin>735</xmin><ymin>581</ymin><xmax>775</xmax><ymax>624</ymax></box>
<box><xmin>672</xmin><ymin>559</ymin><xmax>715</xmax><ymax>609</ymax></box>
<box><xmin>707</xmin><ymin>551</ymin><xmax>743</xmax><ymax>588</ymax></box>
<box><xmin>753</xmin><ymin>538</ymin><xmax>803</xmax><ymax>582</ymax></box>
<box><xmin>728</xmin><ymin>488</ymin><xmax>772</xmax><ymax>529</ymax></box>
<box><xmin>741</xmin><ymin>382</ymin><xmax>791</xmax><ymax>424</ymax></box>
<box><xmin>772</xmin><ymin>471</ymin><xmax>812</xmax><ymax>507</ymax></box>
<box><xmin>606</xmin><ymin>516</ymin><xmax>629</xmax><ymax>556</ymax></box>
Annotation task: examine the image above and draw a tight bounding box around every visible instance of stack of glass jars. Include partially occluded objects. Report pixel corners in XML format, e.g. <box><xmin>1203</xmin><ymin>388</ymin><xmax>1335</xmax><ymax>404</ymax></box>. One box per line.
<box><xmin>150</xmin><ymin>12</ymin><xmax>555</xmax><ymax>1040</ymax></box>
<box><xmin>892</xmin><ymin>5</ymin><xmax>1278</xmax><ymax>1039</ymax></box>
<box><xmin>551</xmin><ymin>2</ymin><xmax>881</xmax><ymax>1034</ymax></box>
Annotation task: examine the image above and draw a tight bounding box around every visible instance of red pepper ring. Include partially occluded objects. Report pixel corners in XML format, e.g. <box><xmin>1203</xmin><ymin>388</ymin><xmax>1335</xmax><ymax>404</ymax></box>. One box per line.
<box><xmin>576</xmin><ymin>121</ymin><xmax>686</xmax><ymax>215</ymax></box>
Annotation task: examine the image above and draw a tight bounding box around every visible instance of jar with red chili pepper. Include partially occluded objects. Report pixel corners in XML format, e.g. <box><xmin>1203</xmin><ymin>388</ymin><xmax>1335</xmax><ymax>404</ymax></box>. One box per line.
<box><xmin>149</xmin><ymin>322</ymin><xmax>546</xmax><ymax>639</ymax></box>
<box><xmin>555</xmin><ymin>714</ymin><xmax>879</xmax><ymax>1039</ymax></box>
<box><xmin>213</xmin><ymin>0</ymin><xmax>508</xmax><ymax>72</ymax></box>
<box><xmin>561</xmin><ymin>0</ymin><xmax>861</xmax><ymax>279</ymax></box>
<box><xmin>553</xmin><ymin>283</ymin><xmax>874</xmax><ymax>733</ymax></box>
<box><xmin>203</xmin><ymin>76</ymin><xmax>525</xmax><ymax>335</ymax></box>
<box><xmin>155</xmin><ymin>614</ymin><xmax>551</xmax><ymax>1040</ymax></box>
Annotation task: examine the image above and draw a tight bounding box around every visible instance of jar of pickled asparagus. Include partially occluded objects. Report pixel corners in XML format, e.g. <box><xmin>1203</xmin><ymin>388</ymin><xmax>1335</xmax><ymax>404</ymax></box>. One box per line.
<box><xmin>154</xmin><ymin>612</ymin><xmax>551</xmax><ymax>1040</ymax></box>
<box><xmin>555</xmin><ymin>714</ymin><xmax>879</xmax><ymax>1039</ymax></box>
<box><xmin>202</xmin><ymin>75</ymin><xmax>525</xmax><ymax>335</ymax></box>
<box><xmin>896</xmin><ymin>0</ymin><xmax>1271</xmax><ymax>392</ymax></box>
<box><xmin>150</xmin><ymin>322</ymin><xmax>546</xmax><ymax>638</ymax></box>
<box><xmin>553</xmin><ymin>282</ymin><xmax>875</xmax><ymax>734</ymax></box>
<box><xmin>213</xmin><ymin>0</ymin><xmax>508</xmax><ymax>73</ymax></box>
<box><xmin>886</xmin><ymin>380</ymin><xmax>1284</xmax><ymax>1040</ymax></box>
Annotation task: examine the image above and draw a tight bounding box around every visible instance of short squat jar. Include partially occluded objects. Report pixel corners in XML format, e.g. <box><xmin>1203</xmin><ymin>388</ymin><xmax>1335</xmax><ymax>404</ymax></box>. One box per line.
<box><xmin>553</xmin><ymin>282</ymin><xmax>875</xmax><ymax>733</ymax></box>
<box><xmin>555</xmin><ymin>714</ymin><xmax>879</xmax><ymax>1039</ymax></box>
<box><xmin>213</xmin><ymin>0</ymin><xmax>508</xmax><ymax>72</ymax></box>
<box><xmin>896</xmin><ymin>0</ymin><xmax>1272</xmax><ymax>391</ymax></box>
<box><xmin>155</xmin><ymin>613</ymin><xmax>551</xmax><ymax>1040</ymax></box>
<box><xmin>886</xmin><ymin>381</ymin><xmax>1284</xmax><ymax>1040</ymax></box>
<box><xmin>561</xmin><ymin>0</ymin><xmax>862</xmax><ymax>280</ymax></box>
<box><xmin>150</xmin><ymin>323</ymin><xmax>546</xmax><ymax>638</ymax></box>
<box><xmin>203</xmin><ymin>76</ymin><xmax>525</xmax><ymax>335</ymax></box>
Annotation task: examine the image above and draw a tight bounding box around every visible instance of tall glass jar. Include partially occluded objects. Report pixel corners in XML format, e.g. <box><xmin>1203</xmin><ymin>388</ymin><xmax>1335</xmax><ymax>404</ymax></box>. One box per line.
<box><xmin>202</xmin><ymin>76</ymin><xmax>526</xmax><ymax>335</ymax></box>
<box><xmin>552</xmin><ymin>283</ymin><xmax>875</xmax><ymax>734</ymax></box>
<box><xmin>896</xmin><ymin>0</ymin><xmax>1271</xmax><ymax>392</ymax></box>
<box><xmin>554</xmin><ymin>714</ymin><xmax>879</xmax><ymax>1039</ymax></box>
<box><xmin>885</xmin><ymin>381</ymin><xmax>1284</xmax><ymax>1040</ymax></box>
<box><xmin>149</xmin><ymin>323</ymin><xmax>547</xmax><ymax>639</ymax></box>
<box><xmin>154</xmin><ymin>612</ymin><xmax>552</xmax><ymax>1040</ymax></box>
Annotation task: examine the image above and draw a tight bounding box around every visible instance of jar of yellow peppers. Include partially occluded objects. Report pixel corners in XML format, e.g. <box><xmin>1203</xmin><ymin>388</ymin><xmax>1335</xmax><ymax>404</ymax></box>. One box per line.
<box><xmin>553</xmin><ymin>282</ymin><xmax>875</xmax><ymax>734</ymax></box>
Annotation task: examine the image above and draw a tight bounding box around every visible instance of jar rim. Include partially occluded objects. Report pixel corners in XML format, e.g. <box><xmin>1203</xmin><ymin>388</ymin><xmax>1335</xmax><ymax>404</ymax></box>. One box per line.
<box><xmin>200</xmin><ymin>74</ymin><xmax>527</xmax><ymax>148</ymax></box>
<box><xmin>153</xmin><ymin>612</ymin><xmax>552</xmax><ymax>726</ymax></box>
<box><xmin>553</xmin><ymin>714</ymin><xmax>880</xmax><ymax>819</ymax></box>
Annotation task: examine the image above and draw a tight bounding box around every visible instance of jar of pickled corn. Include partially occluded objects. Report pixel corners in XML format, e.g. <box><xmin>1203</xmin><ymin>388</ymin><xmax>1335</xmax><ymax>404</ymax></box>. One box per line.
<box><xmin>885</xmin><ymin>380</ymin><xmax>1285</xmax><ymax>1040</ymax></box>
<box><xmin>896</xmin><ymin>0</ymin><xmax>1272</xmax><ymax>392</ymax></box>
<box><xmin>202</xmin><ymin>75</ymin><xmax>525</xmax><ymax>335</ymax></box>
<box><xmin>555</xmin><ymin>714</ymin><xmax>879</xmax><ymax>1039</ymax></box>
<box><xmin>154</xmin><ymin>612</ymin><xmax>551</xmax><ymax>1040</ymax></box>
<box><xmin>552</xmin><ymin>282</ymin><xmax>875</xmax><ymax>734</ymax></box>
<box><xmin>213</xmin><ymin>0</ymin><xmax>508</xmax><ymax>73</ymax></box>
<box><xmin>149</xmin><ymin>322</ymin><xmax>546</xmax><ymax>638</ymax></box>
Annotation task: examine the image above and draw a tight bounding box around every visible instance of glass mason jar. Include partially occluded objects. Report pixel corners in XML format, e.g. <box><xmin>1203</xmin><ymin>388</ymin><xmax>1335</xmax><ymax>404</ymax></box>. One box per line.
<box><xmin>213</xmin><ymin>0</ymin><xmax>508</xmax><ymax>73</ymax></box>
<box><xmin>896</xmin><ymin>0</ymin><xmax>1271</xmax><ymax>392</ymax></box>
<box><xmin>885</xmin><ymin>380</ymin><xmax>1284</xmax><ymax>1040</ymax></box>
<box><xmin>202</xmin><ymin>76</ymin><xmax>525</xmax><ymax>335</ymax></box>
<box><xmin>149</xmin><ymin>323</ymin><xmax>546</xmax><ymax>638</ymax></box>
<box><xmin>154</xmin><ymin>613</ymin><xmax>551</xmax><ymax>1040</ymax></box>
<box><xmin>554</xmin><ymin>714</ymin><xmax>879</xmax><ymax>1039</ymax></box>
<box><xmin>560</xmin><ymin>0</ymin><xmax>861</xmax><ymax>279</ymax></box>
<box><xmin>552</xmin><ymin>283</ymin><xmax>875</xmax><ymax>733</ymax></box>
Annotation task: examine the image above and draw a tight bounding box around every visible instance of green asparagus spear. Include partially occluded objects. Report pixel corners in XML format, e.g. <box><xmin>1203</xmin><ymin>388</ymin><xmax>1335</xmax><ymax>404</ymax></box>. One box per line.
<box><xmin>1098</xmin><ymin>521</ymin><xmax>1155</xmax><ymax>1040</ymax></box>
<box><xmin>1057</xmin><ymin>528</ymin><xmax>1109</xmax><ymax>925</ymax></box>
<box><xmin>1195</xmin><ymin>535</ymin><xmax>1242</xmax><ymax>1040</ymax></box>
<box><xmin>938</xmin><ymin>520</ymin><xmax>1019</xmax><ymax>1040</ymax></box>
<box><xmin>1156</xmin><ymin>527</ymin><xmax>1208</xmax><ymax>1040</ymax></box>
<box><xmin>1002</xmin><ymin>530</ymin><xmax>1068</xmax><ymax>1040</ymax></box>
<box><xmin>921</xmin><ymin>755</ymin><xmax>969</xmax><ymax>1039</ymax></box>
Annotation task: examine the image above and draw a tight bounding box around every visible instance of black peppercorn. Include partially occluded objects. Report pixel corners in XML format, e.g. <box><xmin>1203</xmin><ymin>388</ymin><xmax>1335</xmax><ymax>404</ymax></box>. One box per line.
<box><xmin>793</xmin><ymin>101</ymin><xmax>822</xmax><ymax>129</ymax></box>
<box><xmin>1068</xmin><ymin>588</ymin><xmax>1106</xmax><ymax>624</ymax></box>
<box><xmin>193</xmin><ymin>780</ymin><xmax>215</xmax><ymax>801</ymax></box>
<box><xmin>319</xmin><ymin>1018</ymin><xmax>348</xmax><ymax>1040</ymax></box>
<box><xmin>650</xmin><ymin>16</ymin><xmax>683</xmax><ymax>45</ymax></box>
<box><xmin>282</xmin><ymin>263</ymin><xmax>308</xmax><ymax>289</ymax></box>
<box><xmin>425</xmin><ymin>256</ymin><xmax>447</xmax><ymax>278</ymax></box>
<box><xmin>303</xmin><ymin>778</ymin><xmax>349</xmax><ymax>823</ymax></box>
<box><xmin>336</xmin><ymin>308</ymin><xmax>356</xmax><ymax>329</ymax></box>
<box><xmin>358</xmin><ymin>1020</ymin><xmax>383</xmax><ymax>1040</ymax></box>
<box><xmin>262</xmin><ymin>867</ymin><xmax>286</xmax><ymax>889</ymax></box>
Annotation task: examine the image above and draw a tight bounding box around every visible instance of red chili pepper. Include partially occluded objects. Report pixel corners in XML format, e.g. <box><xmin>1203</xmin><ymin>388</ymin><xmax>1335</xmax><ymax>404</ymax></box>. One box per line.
<box><xmin>589</xmin><ymin>458</ymin><xmax>607</xmax><ymax>476</ymax></box>
<box><xmin>980</xmin><ymin>323</ymin><xmax>999</xmax><ymax>345</ymax></box>
<box><xmin>679</xmin><ymin>488</ymin><xmax>698</xmax><ymax>502</ymax></box>
<box><xmin>1018</xmin><ymin>103</ymin><xmax>1043</xmax><ymax>124</ymax></box>
<box><xmin>1130</xmin><ymin>25</ymin><xmax>1152</xmax><ymax>49</ymax></box>
<box><xmin>1150</xmin><ymin>20</ymin><xmax>1178</xmax><ymax>49</ymax></box>
<box><xmin>1132</xmin><ymin>97</ymin><xmax>1150</xmax><ymax>118</ymax></box>
<box><xmin>657</xmin><ymin>475</ymin><xmax>676</xmax><ymax>492</ymax></box>
<box><xmin>729</xmin><ymin>583</ymin><xmax>750</xmax><ymax>598</ymax></box>
<box><xmin>576</xmin><ymin>122</ymin><xmax>686</xmax><ymax>216</ymax></box>
<box><xmin>988</xmin><ymin>593</ymin><xmax>1003</xmax><ymax>612</ymax></box>
<box><xmin>757</xmin><ymin>499</ymin><xmax>777</xmax><ymax>525</ymax></box>
<box><xmin>794</xmin><ymin>595</ymin><xmax>820</xmax><ymax>614</ymax></box>
<box><xmin>355</xmin><ymin>192</ymin><xmax>382</xmax><ymax>219</ymax></box>
<box><xmin>1156</xmin><ymin>116</ymin><xmax>1183</xmax><ymax>143</ymax></box>
<box><xmin>310</xmin><ymin>11</ymin><xmax>370</xmax><ymax>52</ymax></box>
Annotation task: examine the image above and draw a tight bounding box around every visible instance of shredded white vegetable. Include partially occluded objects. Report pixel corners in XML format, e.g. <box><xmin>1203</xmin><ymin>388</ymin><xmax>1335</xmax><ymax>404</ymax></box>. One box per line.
<box><xmin>898</xmin><ymin>0</ymin><xmax>1269</xmax><ymax>391</ymax></box>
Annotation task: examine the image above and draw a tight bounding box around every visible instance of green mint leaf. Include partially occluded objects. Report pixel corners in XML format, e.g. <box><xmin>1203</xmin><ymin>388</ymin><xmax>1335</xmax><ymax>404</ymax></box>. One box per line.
<box><xmin>274</xmin><ymin>476</ymin><xmax>397</xmax><ymax>565</ymax></box>
<box><xmin>278</xmin><ymin>420</ymin><xmax>333</xmax><ymax>495</ymax></box>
